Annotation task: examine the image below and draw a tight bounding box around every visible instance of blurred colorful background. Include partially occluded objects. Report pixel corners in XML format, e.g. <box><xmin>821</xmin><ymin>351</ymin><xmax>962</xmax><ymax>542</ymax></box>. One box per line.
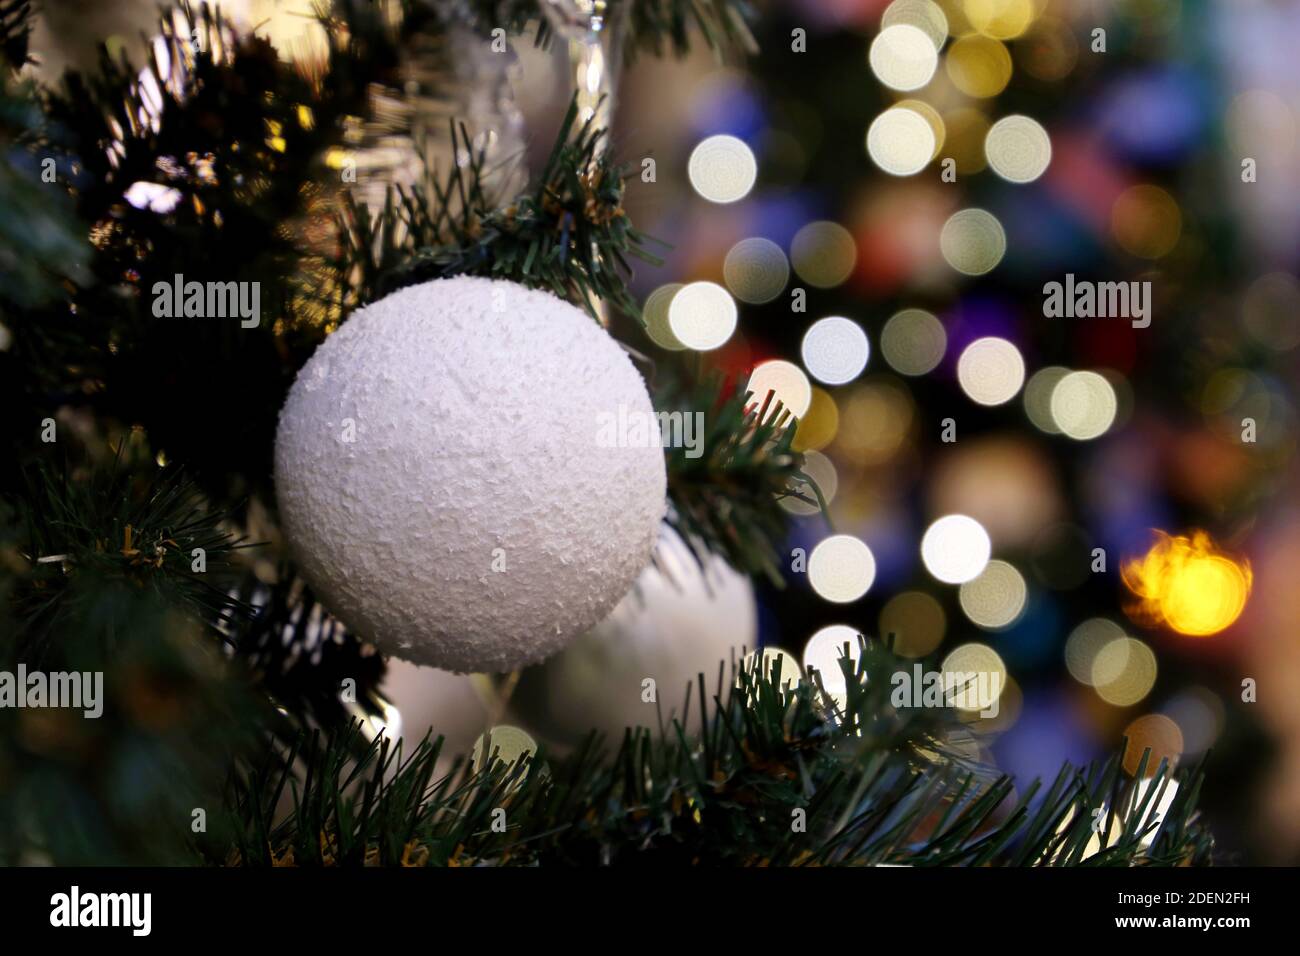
<box><xmin>592</xmin><ymin>0</ymin><xmax>1299</xmax><ymax>865</ymax></box>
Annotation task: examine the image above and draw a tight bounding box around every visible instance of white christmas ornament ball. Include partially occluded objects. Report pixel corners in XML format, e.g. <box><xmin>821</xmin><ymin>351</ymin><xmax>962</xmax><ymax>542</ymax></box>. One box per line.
<box><xmin>509</xmin><ymin>525</ymin><xmax>758</xmax><ymax>747</ymax></box>
<box><xmin>275</xmin><ymin>276</ymin><xmax>666</xmax><ymax>673</ymax></box>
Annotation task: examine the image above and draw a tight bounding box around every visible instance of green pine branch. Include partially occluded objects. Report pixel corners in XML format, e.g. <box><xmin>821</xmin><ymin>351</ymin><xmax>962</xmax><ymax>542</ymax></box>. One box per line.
<box><xmin>335</xmin><ymin>96</ymin><xmax>663</xmax><ymax>319</ymax></box>
<box><xmin>210</xmin><ymin>640</ymin><xmax>1214</xmax><ymax>867</ymax></box>
<box><xmin>2</xmin><ymin>442</ymin><xmax>252</xmax><ymax>660</ymax></box>
<box><xmin>663</xmin><ymin>372</ymin><xmax>826</xmax><ymax>586</ymax></box>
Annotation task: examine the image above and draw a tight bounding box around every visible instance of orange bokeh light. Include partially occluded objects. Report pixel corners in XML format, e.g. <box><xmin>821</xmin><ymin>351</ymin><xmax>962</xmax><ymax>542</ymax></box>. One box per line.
<box><xmin>1122</xmin><ymin>531</ymin><xmax>1252</xmax><ymax>637</ymax></box>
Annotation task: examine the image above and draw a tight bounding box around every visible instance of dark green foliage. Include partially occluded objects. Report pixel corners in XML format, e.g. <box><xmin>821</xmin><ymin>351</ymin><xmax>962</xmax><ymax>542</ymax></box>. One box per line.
<box><xmin>664</xmin><ymin>373</ymin><xmax>825</xmax><ymax>585</ymax></box>
<box><xmin>337</xmin><ymin>98</ymin><xmax>662</xmax><ymax>318</ymax></box>
<box><xmin>4</xmin><ymin>445</ymin><xmax>251</xmax><ymax>661</ymax></box>
<box><xmin>215</xmin><ymin>641</ymin><xmax>1213</xmax><ymax>866</ymax></box>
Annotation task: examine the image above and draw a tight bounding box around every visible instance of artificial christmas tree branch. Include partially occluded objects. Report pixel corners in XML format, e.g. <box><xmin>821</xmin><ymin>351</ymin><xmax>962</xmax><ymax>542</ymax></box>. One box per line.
<box><xmin>334</xmin><ymin>97</ymin><xmax>662</xmax><ymax>318</ymax></box>
<box><xmin>663</xmin><ymin>373</ymin><xmax>825</xmax><ymax>585</ymax></box>
<box><xmin>212</xmin><ymin>642</ymin><xmax>1213</xmax><ymax>867</ymax></box>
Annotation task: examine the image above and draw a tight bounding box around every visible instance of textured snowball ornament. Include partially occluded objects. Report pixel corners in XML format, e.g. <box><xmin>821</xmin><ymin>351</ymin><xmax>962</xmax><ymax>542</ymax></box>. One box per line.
<box><xmin>274</xmin><ymin>277</ymin><xmax>666</xmax><ymax>672</ymax></box>
<box><xmin>509</xmin><ymin>525</ymin><xmax>758</xmax><ymax>748</ymax></box>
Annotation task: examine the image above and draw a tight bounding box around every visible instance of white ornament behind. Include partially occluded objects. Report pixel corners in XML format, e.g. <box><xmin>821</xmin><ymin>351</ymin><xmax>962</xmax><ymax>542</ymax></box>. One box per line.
<box><xmin>275</xmin><ymin>276</ymin><xmax>666</xmax><ymax>673</ymax></box>
<box><xmin>510</xmin><ymin>525</ymin><xmax>758</xmax><ymax>747</ymax></box>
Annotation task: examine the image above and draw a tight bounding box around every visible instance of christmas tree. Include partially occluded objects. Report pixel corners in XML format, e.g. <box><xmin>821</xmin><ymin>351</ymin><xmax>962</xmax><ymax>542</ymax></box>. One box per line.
<box><xmin>2</xmin><ymin>0</ymin><xmax>1256</xmax><ymax>871</ymax></box>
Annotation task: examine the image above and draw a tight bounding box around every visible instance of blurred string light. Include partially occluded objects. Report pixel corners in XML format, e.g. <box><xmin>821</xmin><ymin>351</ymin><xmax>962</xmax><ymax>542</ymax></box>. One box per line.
<box><xmin>124</xmin><ymin>181</ymin><xmax>183</xmax><ymax>213</ymax></box>
<box><xmin>801</xmin><ymin>316</ymin><xmax>870</xmax><ymax>385</ymax></box>
<box><xmin>1122</xmin><ymin>713</ymin><xmax>1184</xmax><ymax>777</ymax></box>
<box><xmin>964</xmin><ymin>0</ymin><xmax>1035</xmax><ymax>40</ymax></box>
<box><xmin>895</xmin><ymin>98</ymin><xmax>946</xmax><ymax>157</ymax></box>
<box><xmin>867</xmin><ymin>106</ymin><xmax>938</xmax><ymax>176</ymax></box>
<box><xmin>881</xmin><ymin>590</ymin><xmax>947</xmax><ymax>658</ymax></box>
<box><xmin>1050</xmin><ymin>370</ymin><xmax>1118</xmax><ymax>440</ymax></box>
<box><xmin>791</xmin><ymin>388</ymin><xmax>840</xmax><ymax>452</ymax></box>
<box><xmin>781</xmin><ymin>448</ymin><xmax>838</xmax><ymax>515</ymax></box>
<box><xmin>881</xmin><ymin>308</ymin><xmax>947</xmax><ymax>375</ymax></box>
<box><xmin>869</xmin><ymin>24</ymin><xmax>939</xmax><ymax>92</ymax></box>
<box><xmin>687</xmin><ymin>134</ymin><xmax>757</xmax><ymax>204</ymax></box>
<box><xmin>882</xmin><ymin>0</ymin><xmax>949</xmax><ymax>49</ymax></box>
<box><xmin>723</xmin><ymin>237</ymin><xmax>789</xmax><ymax>304</ymax></box>
<box><xmin>791</xmin><ymin>221</ymin><xmax>857</xmax><ymax>288</ymax></box>
<box><xmin>1121</xmin><ymin>531</ymin><xmax>1252</xmax><ymax>636</ymax></box>
<box><xmin>957</xmin><ymin>336</ymin><xmax>1024</xmax><ymax>405</ymax></box>
<box><xmin>985</xmin><ymin>114</ymin><xmax>1051</xmax><ymax>183</ymax></box>
<box><xmin>1064</xmin><ymin>618</ymin><xmax>1126</xmax><ymax>686</ymax></box>
<box><xmin>1023</xmin><ymin>365</ymin><xmax>1070</xmax><ymax>433</ymax></box>
<box><xmin>803</xmin><ymin>624</ymin><xmax>866</xmax><ymax>701</ymax></box>
<box><xmin>747</xmin><ymin>359</ymin><xmax>812</xmax><ymax>417</ymax></box>
<box><xmin>643</xmin><ymin>283</ymin><xmax>687</xmax><ymax>350</ymax></box>
<box><xmin>1111</xmin><ymin>184</ymin><xmax>1181</xmax><ymax>259</ymax></box>
<box><xmin>1092</xmin><ymin>636</ymin><xmax>1158</xmax><ymax>706</ymax></box>
<box><xmin>940</xmin><ymin>208</ymin><xmax>1006</xmax><ymax>275</ymax></box>
<box><xmin>945</xmin><ymin>34</ymin><xmax>1012</xmax><ymax>98</ymax></box>
<box><xmin>941</xmin><ymin>642</ymin><xmax>1007</xmax><ymax>713</ymax></box>
<box><xmin>959</xmin><ymin>559</ymin><xmax>1027</xmax><ymax>629</ymax></box>
<box><xmin>921</xmin><ymin>514</ymin><xmax>992</xmax><ymax>584</ymax></box>
<box><xmin>668</xmin><ymin>281</ymin><xmax>737</xmax><ymax>350</ymax></box>
<box><xmin>470</xmin><ymin>725</ymin><xmax>537</xmax><ymax>774</ymax></box>
<box><xmin>834</xmin><ymin>381</ymin><xmax>914</xmax><ymax>465</ymax></box>
<box><xmin>809</xmin><ymin>534</ymin><xmax>877</xmax><ymax>603</ymax></box>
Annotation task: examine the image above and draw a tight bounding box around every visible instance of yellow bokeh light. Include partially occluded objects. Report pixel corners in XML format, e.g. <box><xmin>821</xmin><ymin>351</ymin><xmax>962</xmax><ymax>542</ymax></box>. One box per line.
<box><xmin>643</xmin><ymin>283</ymin><xmax>687</xmax><ymax>350</ymax></box>
<box><xmin>881</xmin><ymin>591</ymin><xmax>947</xmax><ymax>658</ymax></box>
<box><xmin>895</xmin><ymin>99</ymin><xmax>946</xmax><ymax>159</ymax></box>
<box><xmin>791</xmin><ymin>388</ymin><xmax>840</xmax><ymax>453</ymax></box>
<box><xmin>1122</xmin><ymin>531</ymin><xmax>1252</xmax><ymax>637</ymax></box>
<box><xmin>964</xmin><ymin>0</ymin><xmax>1035</xmax><ymax>40</ymax></box>
<box><xmin>882</xmin><ymin>0</ymin><xmax>950</xmax><ymax>49</ymax></box>
<box><xmin>881</xmin><ymin>308</ymin><xmax>947</xmax><ymax>376</ymax></box>
<box><xmin>1092</xmin><ymin>637</ymin><xmax>1157</xmax><ymax>707</ymax></box>
<box><xmin>959</xmin><ymin>559</ymin><xmax>1027</xmax><ymax>629</ymax></box>
<box><xmin>791</xmin><ymin>221</ymin><xmax>857</xmax><ymax>288</ymax></box>
<box><xmin>723</xmin><ymin>237</ymin><xmax>789</xmax><ymax>305</ymax></box>
<box><xmin>945</xmin><ymin>34</ymin><xmax>1013</xmax><ymax>98</ymax></box>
